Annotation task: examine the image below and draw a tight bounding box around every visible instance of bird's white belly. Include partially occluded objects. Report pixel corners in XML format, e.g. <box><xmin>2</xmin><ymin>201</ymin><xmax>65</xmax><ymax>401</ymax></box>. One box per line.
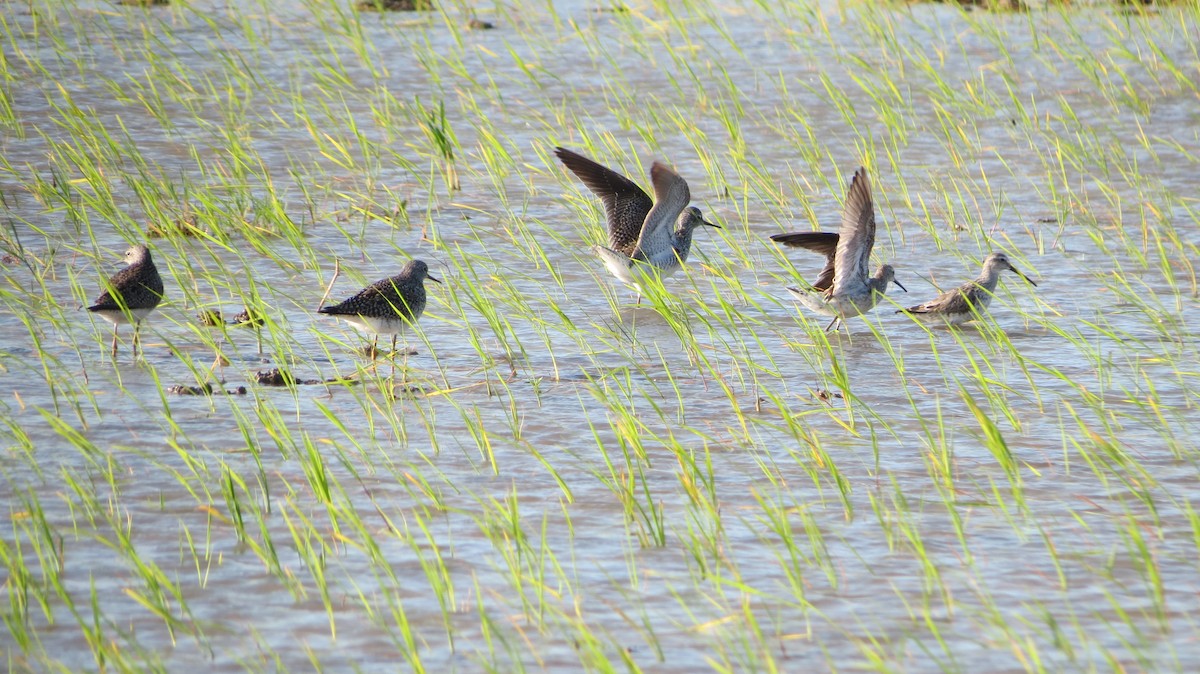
<box><xmin>92</xmin><ymin>307</ymin><xmax>156</xmax><ymax>326</ymax></box>
<box><xmin>828</xmin><ymin>293</ymin><xmax>879</xmax><ymax>318</ymax></box>
<box><xmin>787</xmin><ymin>285</ymin><xmax>886</xmax><ymax>319</ymax></box>
<box><xmin>336</xmin><ymin>314</ymin><xmax>412</xmax><ymax>335</ymax></box>
<box><xmin>594</xmin><ymin>246</ymin><xmax>681</xmax><ymax>287</ymax></box>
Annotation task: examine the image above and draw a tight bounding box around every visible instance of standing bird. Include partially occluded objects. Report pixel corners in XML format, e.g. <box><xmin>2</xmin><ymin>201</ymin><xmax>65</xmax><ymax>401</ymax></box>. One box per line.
<box><xmin>88</xmin><ymin>244</ymin><xmax>165</xmax><ymax>358</ymax></box>
<box><xmin>317</xmin><ymin>259</ymin><xmax>440</xmax><ymax>377</ymax></box>
<box><xmin>770</xmin><ymin>167</ymin><xmax>906</xmax><ymax>331</ymax></box>
<box><xmin>898</xmin><ymin>252</ymin><xmax>1038</xmax><ymax>325</ymax></box>
<box><xmin>554</xmin><ymin>146</ymin><xmax>721</xmax><ymax>298</ymax></box>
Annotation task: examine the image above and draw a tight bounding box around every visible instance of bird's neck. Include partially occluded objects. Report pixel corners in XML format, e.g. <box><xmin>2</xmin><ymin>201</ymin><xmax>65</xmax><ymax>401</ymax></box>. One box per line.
<box><xmin>974</xmin><ymin>267</ymin><xmax>1002</xmax><ymax>291</ymax></box>
<box><xmin>672</xmin><ymin>226</ymin><xmax>695</xmax><ymax>258</ymax></box>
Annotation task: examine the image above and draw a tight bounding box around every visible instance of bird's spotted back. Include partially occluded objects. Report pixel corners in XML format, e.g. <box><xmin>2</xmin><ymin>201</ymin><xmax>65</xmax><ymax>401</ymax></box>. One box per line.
<box><xmin>322</xmin><ymin>270</ymin><xmax>428</xmax><ymax>321</ymax></box>
<box><xmin>90</xmin><ymin>245</ymin><xmax>164</xmax><ymax>312</ymax></box>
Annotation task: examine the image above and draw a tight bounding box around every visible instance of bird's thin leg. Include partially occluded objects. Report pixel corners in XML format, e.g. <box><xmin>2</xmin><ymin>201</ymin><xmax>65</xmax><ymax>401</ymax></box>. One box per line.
<box><xmin>824</xmin><ymin>316</ymin><xmax>839</xmax><ymax>333</ymax></box>
<box><xmin>390</xmin><ymin>335</ymin><xmax>398</xmax><ymax>381</ymax></box>
<box><xmin>111</xmin><ymin>325</ymin><xmax>119</xmax><ymax>359</ymax></box>
<box><xmin>133</xmin><ymin>324</ymin><xmax>142</xmax><ymax>360</ymax></box>
<box><xmin>403</xmin><ymin>343</ymin><xmax>410</xmax><ymax>381</ymax></box>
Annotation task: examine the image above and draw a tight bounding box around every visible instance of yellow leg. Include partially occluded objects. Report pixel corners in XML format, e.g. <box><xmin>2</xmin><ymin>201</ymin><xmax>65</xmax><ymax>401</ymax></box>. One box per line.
<box><xmin>390</xmin><ymin>335</ymin><xmax>398</xmax><ymax>380</ymax></box>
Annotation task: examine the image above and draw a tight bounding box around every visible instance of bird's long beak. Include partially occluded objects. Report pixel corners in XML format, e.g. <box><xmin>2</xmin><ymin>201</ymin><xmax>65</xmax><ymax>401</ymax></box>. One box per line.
<box><xmin>428</xmin><ymin>274</ymin><xmax>443</xmax><ymax>284</ymax></box>
<box><xmin>704</xmin><ymin>219</ymin><xmax>722</xmax><ymax>229</ymax></box>
<box><xmin>1012</xmin><ymin>267</ymin><xmax>1038</xmax><ymax>287</ymax></box>
<box><xmin>894</xmin><ymin>278</ymin><xmax>908</xmax><ymax>292</ymax></box>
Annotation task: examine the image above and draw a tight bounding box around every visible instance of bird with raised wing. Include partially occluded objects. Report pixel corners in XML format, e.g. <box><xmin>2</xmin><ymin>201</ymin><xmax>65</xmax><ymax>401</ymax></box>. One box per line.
<box><xmin>772</xmin><ymin>167</ymin><xmax>906</xmax><ymax>331</ymax></box>
<box><xmin>555</xmin><ymin>146</ymin><xmax>720</xmax><ymax>297</ymax></box>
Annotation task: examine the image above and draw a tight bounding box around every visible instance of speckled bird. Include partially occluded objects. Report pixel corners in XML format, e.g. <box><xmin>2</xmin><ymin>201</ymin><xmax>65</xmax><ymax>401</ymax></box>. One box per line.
<box><xmin>88</xmin><ymin>244</ymin><xmax>165</xmax><ymax>358</ymax></box>
<box><xmin>555</xmin><ymin>146</ymin><xmax>720</xmax><ymax>297</ymax></box>
<box><xmin>318</xmin><ymin>259</ymin><xmax>440</xmax><ymax>363</ymax></box>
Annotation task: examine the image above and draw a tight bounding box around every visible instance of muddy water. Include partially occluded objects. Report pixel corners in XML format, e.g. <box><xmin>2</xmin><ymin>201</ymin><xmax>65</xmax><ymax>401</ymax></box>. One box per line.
<box><xmin>1</xmin><ymin>1</ymin><xmax>1198</xmax><ymax>672</ymax></box>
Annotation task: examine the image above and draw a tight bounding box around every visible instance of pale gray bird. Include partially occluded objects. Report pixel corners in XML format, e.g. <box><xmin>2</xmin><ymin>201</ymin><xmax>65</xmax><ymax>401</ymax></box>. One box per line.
<box><xmin>88</xmin><ymin>244</ymin><xmax>165</xmax><ymax>358</ymax></box>
<box><xmin>898</xmin><ymin>252</ymin><xmax>1037</xmax><ymax>325</ymax></box>
<box><xmin>774</xmin><ymin>167</ymin><xmax>906</xmax><ymax>331</ymax></box>
<box><xmin>555</xmin><ymin>146</ymin><xmax>720</xmax><ymax>296</ymax></box>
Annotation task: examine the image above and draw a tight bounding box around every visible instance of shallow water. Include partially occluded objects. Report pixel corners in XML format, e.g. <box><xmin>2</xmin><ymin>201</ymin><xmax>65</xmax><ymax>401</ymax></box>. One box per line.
<box><xmin>1</xmin><ymin>0</ymin><xmax>1198</xmax><ymax>671</ymax></box>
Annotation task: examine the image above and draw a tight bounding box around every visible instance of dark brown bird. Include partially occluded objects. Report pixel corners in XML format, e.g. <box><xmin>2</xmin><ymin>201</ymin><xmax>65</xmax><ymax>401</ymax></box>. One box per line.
<box><xmin>554</xmin><ymin>146</ymin><xmax>720</xmax><ymax>293</ymax></box>
<box><xmin>318</xmin><ymin>259</ymin><xmax>441</xmax><ymax>374</ymax></box>
<box><xmin>88</xmin><ymin>244</ymin><xmax>165</xmax><ymax>358</ymax></box>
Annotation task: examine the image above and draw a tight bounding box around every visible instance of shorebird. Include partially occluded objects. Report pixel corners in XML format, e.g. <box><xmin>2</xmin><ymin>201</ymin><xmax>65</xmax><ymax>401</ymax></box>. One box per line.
<box><xmin>318</xmin><ymin>259</ymin><xmax>440</xmax><ymax>376</ymax></box>
<box><xmin>771</xmin><ymin>167</ymin><xmax>906</xmax><ymax>331</ymax></box>
<box><xmin>554</xmin><ymin>146</ymin><xmax>720</xmax><ymax>298</ymax></box>
<box><xmin>88</xmin><ymin>244</ymin><xmax>165</xmax><ymax>358</ymax></box>
<box><xmin>897</xmin><ymin>252</ymin><xmax>1037</xmax><ymax>325</ymax></box>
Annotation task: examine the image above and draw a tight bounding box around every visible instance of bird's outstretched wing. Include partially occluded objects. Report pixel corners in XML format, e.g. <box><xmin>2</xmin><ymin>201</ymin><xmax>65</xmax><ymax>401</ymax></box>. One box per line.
<box><xmin>632</xmin><ymin>162</ymin><xmax>690</xmax><ymax>260</ymax></box>
<box><xmin>556</xmin><ymin>147</ymin><xmax>654</xmax><ymax>255</ymax></box>
<box><xmin>831</xmin><ymin>167</ymin><xmax>876</xmax><ymax>296</ymax></box>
